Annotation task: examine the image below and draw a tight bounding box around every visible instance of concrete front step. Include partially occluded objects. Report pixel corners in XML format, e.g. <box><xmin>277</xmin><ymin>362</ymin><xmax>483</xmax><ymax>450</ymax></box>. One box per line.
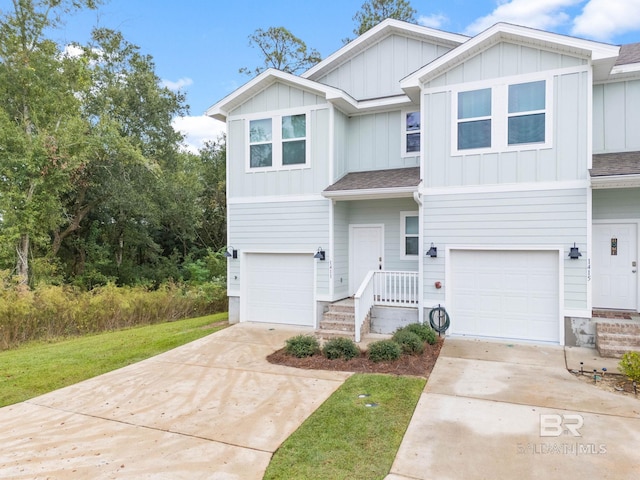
<box><xmin>316</xmin><ymin>329</ymin><xmax>356</xmax><ymax>342</ymax></box>
<box><xmin>595</xmin><ymin>320</ymin><xmax>640</xmax><ymax>358</ymax></box>
<box><xmin>318</xmin><ymin>319</ymin><xmax>355</xmax><ymax>332</ymax></box>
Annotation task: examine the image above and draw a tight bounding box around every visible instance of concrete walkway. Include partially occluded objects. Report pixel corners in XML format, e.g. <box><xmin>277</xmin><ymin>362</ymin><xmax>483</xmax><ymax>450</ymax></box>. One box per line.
<box><xmin>0</xmin><ymin>323</ymin><xmax>352</xmax><ymax>479</ymax></box>
<box><xmin>388</xmin><ymin>338</ymin><xmax>640</xmax><ymax>480</ymax></box>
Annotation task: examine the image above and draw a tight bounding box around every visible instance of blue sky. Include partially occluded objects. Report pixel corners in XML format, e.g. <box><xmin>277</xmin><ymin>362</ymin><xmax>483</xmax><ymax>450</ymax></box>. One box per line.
<box><xmin>3</xmin><ymin>0</ymin><xmax>640</xmax><ymax>152</ymax></box>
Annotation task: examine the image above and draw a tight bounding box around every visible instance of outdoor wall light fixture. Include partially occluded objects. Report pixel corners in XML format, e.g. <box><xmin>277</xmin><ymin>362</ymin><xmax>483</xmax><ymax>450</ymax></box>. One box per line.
<box><xmin>224</xmin><ymin>246</ymin><xmax>237</xmax><ymax>259</ymax></box>
<box><xmin>427</xmin><ymin>243</ymin><xmax>438</xmax><ymax>258</ymax></box>
<box><xmin>568</xmin><ymin>243</ymin><xmax>582</xmax><ymax>259</ymax></box>
<box><xmin>313</xmin><ymin>247</ymin><xmax>326</xmax><ymax>261</ymax></box>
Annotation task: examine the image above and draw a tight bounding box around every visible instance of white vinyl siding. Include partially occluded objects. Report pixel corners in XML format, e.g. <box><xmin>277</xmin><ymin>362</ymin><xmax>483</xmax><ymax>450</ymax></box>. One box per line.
<box><xmin>423</xmin><ymin>188</ymin><xmax>588</xmax><ymax>311</ymax></box>
<box><xmin>593</xmin><ymin>188</ymin><xmax>640</xmax><ymax>220</ymax></box>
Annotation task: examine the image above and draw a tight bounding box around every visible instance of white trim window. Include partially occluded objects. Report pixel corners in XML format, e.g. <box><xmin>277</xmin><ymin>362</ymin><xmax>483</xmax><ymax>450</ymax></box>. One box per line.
<box><xmin>452</xmin><ymin>75</ymin><xmax>552</xmax><ymax>155</ymax></box>
<box><xmin>400</xmin><ymin>211</ymin><xmax>419</xmax><ymax>259</ymax></box>
<box><xmin>248</xmin><ymin>112</ymin><xmax>309</xmax><ymax>170</ymax></box>
<box><xmin>401</xmin><ymin>110</ymin><xmax>421</xmax><ymax>156</ymax></box>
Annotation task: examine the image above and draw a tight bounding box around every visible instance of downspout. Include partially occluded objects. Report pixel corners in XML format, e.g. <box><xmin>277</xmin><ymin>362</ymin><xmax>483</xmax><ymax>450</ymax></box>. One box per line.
<box><xmin>413</xmin><ymin>184</ymin><xmax>424</xmax><ymax>325</ymax></box>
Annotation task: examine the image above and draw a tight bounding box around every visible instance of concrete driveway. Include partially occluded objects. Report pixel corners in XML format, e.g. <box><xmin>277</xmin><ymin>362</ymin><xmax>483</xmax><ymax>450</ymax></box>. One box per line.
<box><xmin>0</xmin><ymin>323</ymin><xmax>351</xmax><ymax>479</ymax></box>
<box><xmin>388</xmin><ymin>338</ymin><xmax>640</xmax><ymax>480</ymax></box>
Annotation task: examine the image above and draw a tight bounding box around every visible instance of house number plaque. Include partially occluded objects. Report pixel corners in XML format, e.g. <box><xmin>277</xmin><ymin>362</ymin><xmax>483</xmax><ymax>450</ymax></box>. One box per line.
<box><xmin>611</xmin><ymin>237</ymin><xmax>617</xmax><ymax>256</ymax></box>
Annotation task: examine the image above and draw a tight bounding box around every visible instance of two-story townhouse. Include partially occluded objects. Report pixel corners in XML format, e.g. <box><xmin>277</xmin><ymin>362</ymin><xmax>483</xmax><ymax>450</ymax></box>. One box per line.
<box><xmin>207</xmin><ymin>19</ymin><xmax>640</xmax><ymax>348</ymax></box>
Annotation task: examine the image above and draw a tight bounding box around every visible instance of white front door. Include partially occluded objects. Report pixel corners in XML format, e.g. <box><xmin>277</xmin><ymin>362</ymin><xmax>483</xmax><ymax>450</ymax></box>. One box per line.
<box><xmin>593</xmin><ymin>223</ymin><xmax>638</xmax><ymax>310</ymax></box>
<box><xmin>349</xmin><ymin>225</ymin><xmax>383</xmax><ymax>294</ymax></box>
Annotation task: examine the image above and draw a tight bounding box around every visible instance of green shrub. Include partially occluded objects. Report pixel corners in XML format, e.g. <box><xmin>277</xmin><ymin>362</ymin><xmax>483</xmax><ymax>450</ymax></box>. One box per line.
<box><xmin>367</xmin><ymin>340</ymin><xmax>402</xmax><ymax>363</ymax></box>
<box><xmin>392</xmin><ymin>329</ymin><xmax>424</xmax><ymax>355</ymax></box>
<box><xmin>322</xmin><ymin>337</ymin><xmax>360</xmax><ymax>360</ymax></box>
<box><xmin>619</xmin><ymin>351</ymin><xmax>640</xmax><ymax>383</ymax></box>
<box><xmin>402</xmin><ymin>323</ymin><xmax>438</xmax><ymax>345</ymax></box>
<box><xmin>285</xmin><ymin>335</ymin><xmax>320</xmax><ymax>358</ymax></box>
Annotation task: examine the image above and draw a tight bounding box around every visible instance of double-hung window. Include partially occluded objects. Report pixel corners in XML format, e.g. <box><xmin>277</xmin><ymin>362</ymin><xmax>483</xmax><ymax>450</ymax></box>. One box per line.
<box><xmin>453</xmin><ymin>77</ymin><xmax>550</xmax><ymax>154</ymax></box>
<box><xmin>457</xmin><ymin>88</ymin><xmax>492</xmax><ymax>150</ymax></box>
<box><xmin>248</xmin><ymin>112</ymin><xmax>308</xmax><ymax>170</ymax></box>
<box><xmin>402</xmin><ymin>110</ymin><xmax>421</xmax><ymax>156</ymax></box>
<box><xmin>508</xmin><ymin>80</ymin><xmax>546</xmax><ymax>145</ymax></box>
<box><xmin>400</xmin><ymin>212</ymin><xmax>419</xmax><ymax>258</ymax></box>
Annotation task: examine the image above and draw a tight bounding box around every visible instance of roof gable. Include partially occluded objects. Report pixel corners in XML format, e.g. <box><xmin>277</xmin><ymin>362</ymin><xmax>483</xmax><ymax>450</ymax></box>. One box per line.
<box><xmin>302</xmin><ymin>18</ymin><xmax>468</xmax><ymax>82</ymax></box>
<box><xmin>401</xmin><ymin>23</ymin><xmax>620</xmax><ymax>98</ymax></box>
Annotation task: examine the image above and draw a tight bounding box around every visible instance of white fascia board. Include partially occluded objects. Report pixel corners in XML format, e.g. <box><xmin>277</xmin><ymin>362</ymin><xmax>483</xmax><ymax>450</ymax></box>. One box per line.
<box><xmin>590</xmin><ymin>174</ymin><xmax>640</xmax><ymax>189</ymax></box>
<box><xmin>401</xmin><ymin>23</ymin><xmax>619</xmax><ymax>90</ymax></box>
<box><xmin>322</xmin><ymin>186</ymin><xmax>417</xmax><ymax>201</ymax></box>
<box><xmin>303</xmin><ymin>18</ymin><xmax>468</xmax><ymax>81</ymax></box>
<box><xmin>205</xmin><ymin>69</ymin><xmax>346</xmax><ymax>121</ymax></box>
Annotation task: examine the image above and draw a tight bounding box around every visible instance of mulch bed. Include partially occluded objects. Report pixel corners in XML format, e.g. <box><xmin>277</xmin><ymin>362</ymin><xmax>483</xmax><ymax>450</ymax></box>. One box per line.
<box><xmin>267</xmin><ymin>338</ymin><xmax>444</xmax><ymax>378</ymax></box>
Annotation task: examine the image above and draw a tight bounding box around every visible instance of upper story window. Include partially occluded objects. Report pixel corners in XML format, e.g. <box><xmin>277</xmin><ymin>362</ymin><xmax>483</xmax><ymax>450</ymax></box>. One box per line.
<box><xmin>457</xmin><ymin>88</ymin><xmax>492</xmax><ymax>150</ymax></box>
<box><xmin>508</xmin><ymin>80</ymin><xmax>546</xmax><ymax>145</ymax></box>
<box><xmin>452</xmin><ymin>76</ymin><xmax>551</xmax><ymax>155</ymax></box>
<box><xmin>401</xmin><ymin>110</ymin><xmax>420</xmax><ymax>156</ymax></box>
<box><xmin>248</xmin><ymin>111</ymin><xmax>308</xmax><ymax>170</ymax></box>
<box><xmin>400</xmin><ymin>211</ymin><xmax>419</xmax><ymax>258</ymax></box>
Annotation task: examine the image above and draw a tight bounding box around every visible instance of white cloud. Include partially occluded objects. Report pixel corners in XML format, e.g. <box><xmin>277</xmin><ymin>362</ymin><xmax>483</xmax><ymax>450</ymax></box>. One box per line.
<box><xmin>172</xmin><ymin>115</ymin><xmax>225</xmax><ymax>154</ymax></box>
<box><xmin>418</xmin><ymin>13</ymin><xmax>449</xmax><ymax>29</ymax></box>
<box><xmin>572</xmin><ymin>0</ymin><xmax>640</xmax><ymax>42</ymax></box>
<box><xmin>62</xmin><ymin>44</ymin><xmax>84</xmax><ymax>58</ymax></box>
<box><xmin>161</xmin><ymin>77</ymin><xmax>194</xmax><ymax>91</ymax></box>
<box><xmin>465</xmin><ymin>0</ymin><xmax>582</xmax><ymax>36</ymax></box>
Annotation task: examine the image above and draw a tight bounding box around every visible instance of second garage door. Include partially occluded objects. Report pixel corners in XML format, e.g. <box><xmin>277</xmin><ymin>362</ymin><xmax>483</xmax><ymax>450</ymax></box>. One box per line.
<box><xmin>450</xmin><ymin>250</ymin><xmax>560</xmax><ymax>343</ymax></box>
<box><xmin>245</xmin><ymin>253</ymin><xmax>315</xmax><ymax>326</ymax></box>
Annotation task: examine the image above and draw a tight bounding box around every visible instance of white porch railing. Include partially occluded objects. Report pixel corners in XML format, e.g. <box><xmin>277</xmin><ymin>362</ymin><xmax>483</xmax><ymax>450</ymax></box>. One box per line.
<box><xmin>353</xmin><ymin>270</ymin><xmax>419</xmax><ymax>342</ymax></box>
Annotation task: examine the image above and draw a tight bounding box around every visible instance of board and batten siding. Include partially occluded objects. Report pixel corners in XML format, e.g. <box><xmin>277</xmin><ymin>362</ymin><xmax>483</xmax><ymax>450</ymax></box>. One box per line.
<box><xmin>346</xmin><ymin>111</ymin><xmax>419</xmax><ymax>173</ymax></box>
<box><xmin>317</xmin><ymin>34</ymin><xmax>454</xmax><ymax>100</ymax></box>
<box><xmin>593</xmin><ymin>188</ymin><xmax>640</xmax><ymax>219</ymax></box>
<box><xmin>423</xmin><ymin>188</ymin><xmax>588</xmax><ymax>310</ymax></box>
<box><xmin>424</xmin><ymin>42</ymin><xmax>587</xmax><ymax>89</ymax></box>
<box><xmin>227</xmin><ymin>108</ymin><xmax>330</xmax><ymax>198</ymax></box>
<box><xmin>423</xmin><ymin>70</ymin><xmax>590</xmax><ymax>188</ymax></box>
<box><xmin>593</xmin><ymin>79</ymin><xmax>640</xmax><ymax>153</ymax></box>
<box><xmin>334</xmin><ymin>109</ymin><xmax>349</xmax><ymax>180</ymax></box>
<box><xmin>229</xmin><ymin>82</ymin><xmax>327</xmax><ymax>116</ymax></box>
<box><xmin>227</xmin><ymin>200</ymin><xmax>331</xmax><ymax>297</ymax></box>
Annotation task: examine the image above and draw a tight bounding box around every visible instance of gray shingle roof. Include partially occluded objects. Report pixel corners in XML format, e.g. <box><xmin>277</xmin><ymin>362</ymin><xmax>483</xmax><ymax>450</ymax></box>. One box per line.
<box><xmin>323</xmin><ymin>167</ymin><xmax>421</xmax><ymax>192</ymax></box>
<box><xmin>590</xmin><ymin>151</ymin><xmax>640</xmax><ymax>177</ymax></box>
<box><xmin>616</xmin><ymin>42</ymin><xmax>640</xmax><ymax>66</ymax></box>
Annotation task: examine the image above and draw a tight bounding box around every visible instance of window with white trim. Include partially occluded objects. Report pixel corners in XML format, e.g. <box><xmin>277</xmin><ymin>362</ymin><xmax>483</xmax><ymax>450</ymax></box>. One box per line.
<box><xmin>401</xmin><ymin>110</ymin><xmax>420</xmax><ymax>156</ymax></box>
<box><xmin>400</xmin><ymin>211</ymin><xmax>419</xmax><ymax>258</ymax></box>
<box><xmin>248</xmin><ymin>112</ymin><xmax>308</xmax><ymax>170</ymax></box>
<box><xmin>452</xmin><ymin>76</ymin><xmax>551</xmax><ymax>155</ymax></box>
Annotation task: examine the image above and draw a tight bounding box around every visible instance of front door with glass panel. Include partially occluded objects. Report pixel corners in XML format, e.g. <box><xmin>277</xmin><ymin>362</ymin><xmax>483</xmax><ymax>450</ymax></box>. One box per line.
<box><xmin>349</xmin><ymin>225</ymin><xmax>384</xmax><ymax>295</ymax></box>
<box><xmin>593</xmin><ymin>223</ymin><xmax>638</xmax><ymax>310</ymax></box>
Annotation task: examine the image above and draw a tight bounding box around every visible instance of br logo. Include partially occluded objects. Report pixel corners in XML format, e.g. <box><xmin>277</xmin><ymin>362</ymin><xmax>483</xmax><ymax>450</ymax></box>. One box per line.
<box><xmin>539</xmin><ymin>414</ymin><xmax>584</xmax><ymax>437</ymax></box>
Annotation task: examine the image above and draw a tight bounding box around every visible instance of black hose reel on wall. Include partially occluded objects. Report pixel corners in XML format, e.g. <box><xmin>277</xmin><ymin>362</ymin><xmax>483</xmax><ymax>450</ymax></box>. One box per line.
<box><xmin>429</xmin><ymin>304</ymin><xmax>450</xmax><ymax>334</ymax></box>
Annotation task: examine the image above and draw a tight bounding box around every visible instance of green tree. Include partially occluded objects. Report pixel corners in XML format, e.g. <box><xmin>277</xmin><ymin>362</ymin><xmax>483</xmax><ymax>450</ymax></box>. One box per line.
<box><xmin>239</xmin><ymin>26</ymin><xmax>321</xmax><ymax>76</ymax></box>
<box><xmin>352</xmin><ymin>0</ymin><xmax>417</xmax><ymax>36</ymax></box>
<box><xmin>0</xmin><ymin>0</ymin><xmax>100</xmax><ymax>285</ymax></box>
<box><xmin>195</xmin><ymin>138</ymin><xmax>227</xmax><ymax>251</ymax></box>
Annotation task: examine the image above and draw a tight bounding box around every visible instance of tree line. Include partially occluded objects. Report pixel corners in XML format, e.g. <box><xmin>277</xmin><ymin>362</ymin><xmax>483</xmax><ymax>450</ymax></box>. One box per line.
<box><xmin>0</xmin><ymin>0</ymin><xmax>415</xmax><ymax>290</ymax></box>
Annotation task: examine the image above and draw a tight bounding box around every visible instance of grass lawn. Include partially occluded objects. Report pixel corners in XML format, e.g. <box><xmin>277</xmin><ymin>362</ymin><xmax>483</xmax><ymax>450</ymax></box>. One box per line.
<box><xmin>264</xmin><ymin>373</ymin><xmax>426</xmax><ymax>480</ymax></box>
<box><xmin>0</xmin><ymin>313</ymin><xmax>228</xmax><ymax>408</ymax></box>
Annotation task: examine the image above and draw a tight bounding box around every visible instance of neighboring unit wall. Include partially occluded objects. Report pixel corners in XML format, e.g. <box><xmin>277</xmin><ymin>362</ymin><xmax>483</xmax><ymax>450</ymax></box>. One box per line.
<box><xmin>317</xmin><ymin>34</ymin><xmax>454</xmax><ymax>100</ymax></box>
<box><xmin>423</xmin><ymin>188</ymin><xmax>589</xmax><ymax>311</ymax></box>
<box><xmin>593</xmin><ymin>79</ymin><xmax>640</xmax><ymax>153</ymax></box>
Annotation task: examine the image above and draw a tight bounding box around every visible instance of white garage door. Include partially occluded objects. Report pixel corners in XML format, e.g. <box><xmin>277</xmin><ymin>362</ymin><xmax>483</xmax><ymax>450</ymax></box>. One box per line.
<box><xmin>246</xmin><ymin>253</ymin><xmax>314</xmax><ymax>326</ymax></box>
<box><xmin>450</xmin><ymin>250</ymin><xmax>559</xmax><ymax>343</ymax></box>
